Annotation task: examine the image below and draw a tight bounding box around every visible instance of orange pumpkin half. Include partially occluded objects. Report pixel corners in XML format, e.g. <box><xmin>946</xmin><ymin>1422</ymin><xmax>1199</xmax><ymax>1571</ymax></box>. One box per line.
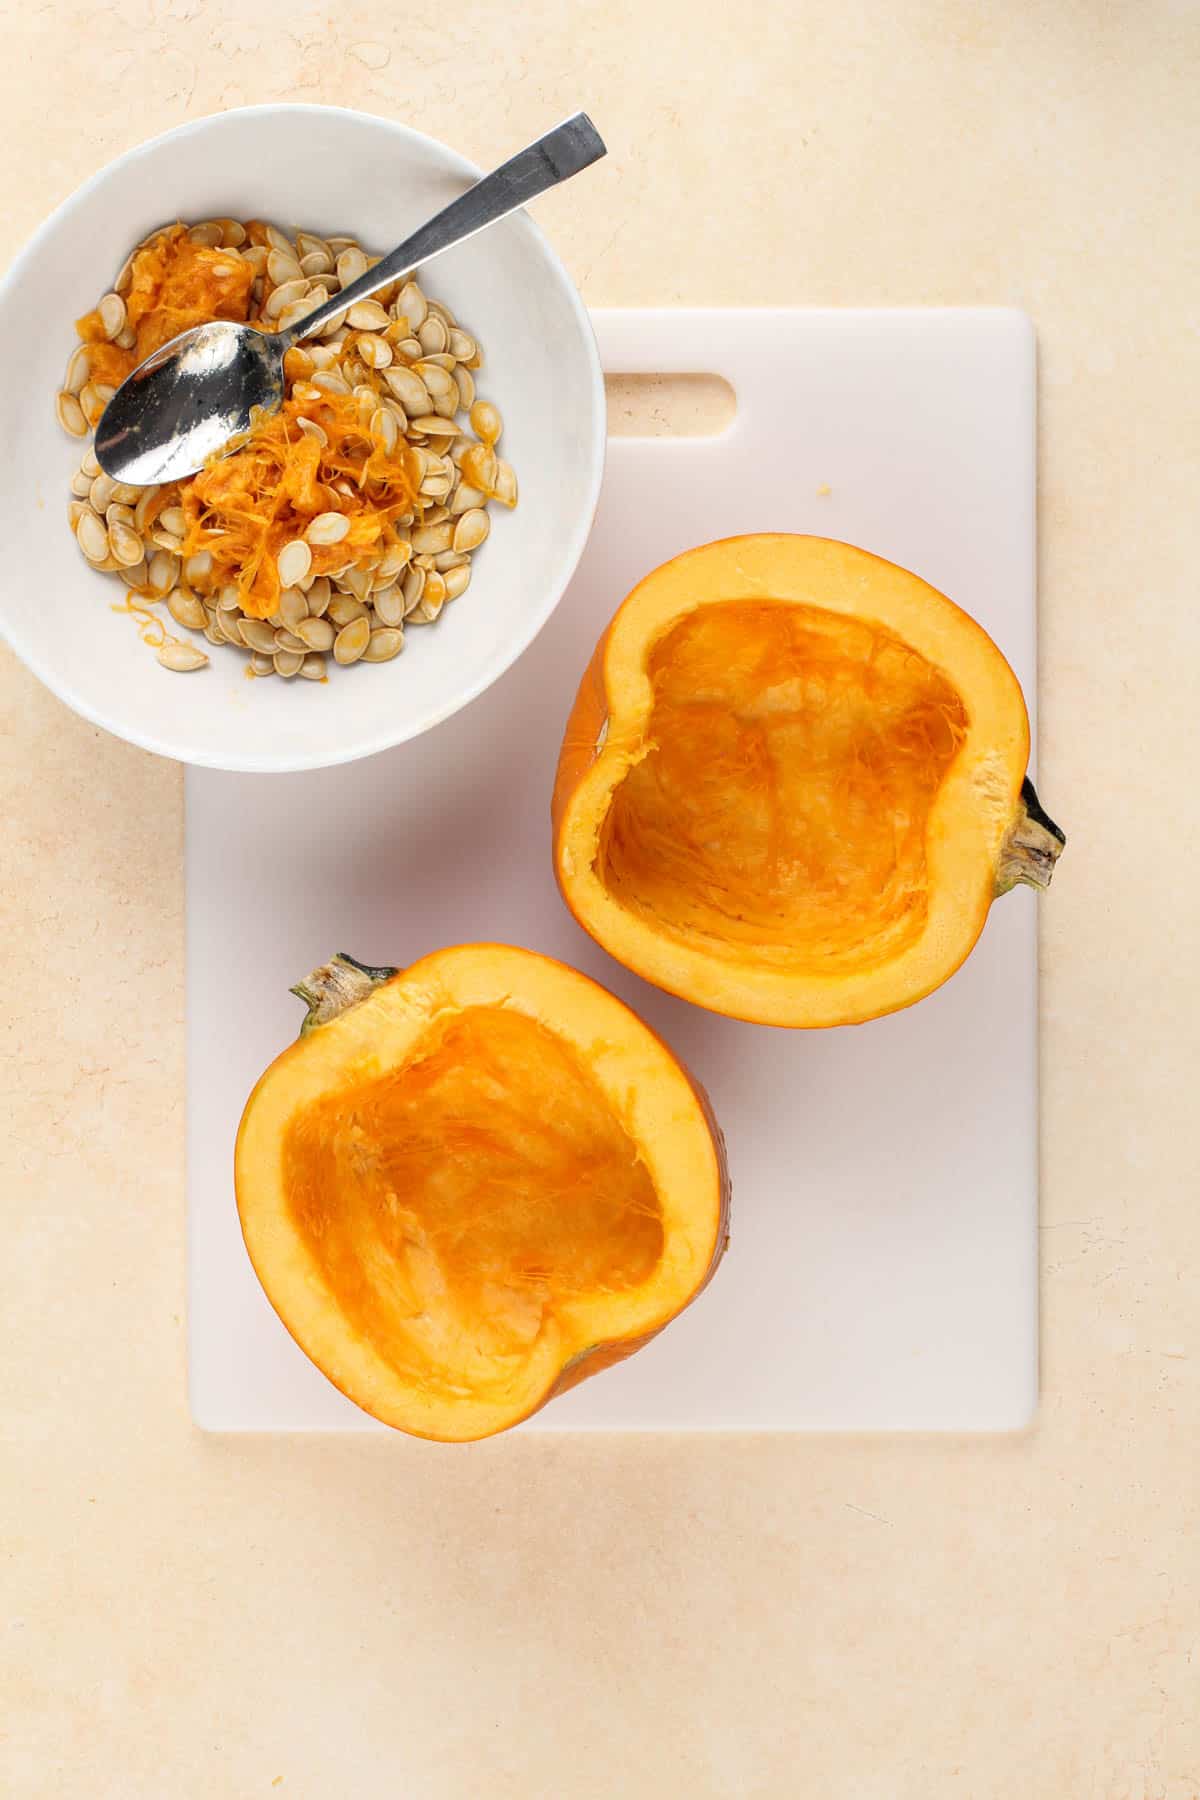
<box><xmin>236</xmin><ymin>944</ymin><xmax>729</xmax><ymax>1440</ymax></box>
<box><xmin>553</xmin><ymin>535</ymin><xmax>1064</xmax><ymax>1028</ymax></box>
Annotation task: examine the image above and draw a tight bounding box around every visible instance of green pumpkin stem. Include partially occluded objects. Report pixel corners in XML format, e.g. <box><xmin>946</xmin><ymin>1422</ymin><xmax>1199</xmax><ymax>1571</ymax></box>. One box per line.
<box><xmin>995</xmin><ymin>778</ymin><xmax>1066</xmax><ymax>896</ymax></box>
<box><xmin>290</xmin><ymin>952</ymin><xmax>399</xmax><ymax>1035</ymax></box>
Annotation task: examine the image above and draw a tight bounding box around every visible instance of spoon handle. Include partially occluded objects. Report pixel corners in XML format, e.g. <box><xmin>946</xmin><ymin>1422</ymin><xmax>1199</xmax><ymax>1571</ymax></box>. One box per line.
<box><xmin>280</xmin><ymin>113</ymin><xmax>606</xmax><ymax>349</ymax></box>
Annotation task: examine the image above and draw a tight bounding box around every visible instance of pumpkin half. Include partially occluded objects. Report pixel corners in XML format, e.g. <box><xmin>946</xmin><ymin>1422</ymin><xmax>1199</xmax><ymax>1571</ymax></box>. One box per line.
<box><xmin>235</xmin><ymin>944</ymin><xmax>729</xmax><ymax>1440</ymax></box>
<box><xmin>553</xmin><ymin>535</ymin><xmax>1064</xmax><ymax>1028</ymax></box>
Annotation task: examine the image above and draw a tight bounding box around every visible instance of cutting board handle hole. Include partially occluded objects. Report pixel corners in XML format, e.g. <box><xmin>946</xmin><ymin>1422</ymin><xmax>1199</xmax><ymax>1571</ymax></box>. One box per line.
<box><xmin>604</xmin><ymin>372</ymin><xmax>736</xmax><ymax>438</ymax></box>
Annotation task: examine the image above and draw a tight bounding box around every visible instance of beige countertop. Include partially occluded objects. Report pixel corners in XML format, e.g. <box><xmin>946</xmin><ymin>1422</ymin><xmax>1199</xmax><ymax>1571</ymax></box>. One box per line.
<box><xmin>3</xmin><ymin>4</ymin><xmax>1198</xmax><ymax>1795</ymax></box>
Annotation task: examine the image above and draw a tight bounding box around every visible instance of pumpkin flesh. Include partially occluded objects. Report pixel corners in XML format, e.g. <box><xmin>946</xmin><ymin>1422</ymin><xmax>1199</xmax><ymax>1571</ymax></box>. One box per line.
<box><xmin>554</xmin><ymin>535</ymin><xmax>1061</xmax><ymax>1027</ymax></box>
<box><xmin>599</xmin><ymin>600</ymin><xmax>969</xmax><ymax>974</ymax></box>
<box><xmin>236</xmin><ymin>945</ymin><xmax>728</xmax><ymax>1439</ymax></box>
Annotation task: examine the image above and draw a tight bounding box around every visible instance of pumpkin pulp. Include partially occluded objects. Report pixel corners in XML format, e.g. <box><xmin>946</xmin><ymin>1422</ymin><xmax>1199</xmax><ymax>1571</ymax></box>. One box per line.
<box><xmin>600</xmin><ymin>599</ymin><xmax>969</xmax><ymax>973</ymax></box>
<box><xmin>554</xmin><ymin>535</ymin><xmax>1064</xmax><ymax>1027</ymax></box>
<box><xmin>283</xmin><ymin>1006</ymin><xmax>664</xmax><ymax>1396</ymax></box>
<box><xmin>236</xmin><ymin>945</ymin><xmax>728</xmax><ymax>1438</ymax></box>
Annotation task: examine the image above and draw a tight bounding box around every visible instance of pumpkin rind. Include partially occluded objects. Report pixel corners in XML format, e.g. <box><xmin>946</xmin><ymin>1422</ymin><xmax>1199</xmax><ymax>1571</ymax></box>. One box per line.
<box><xmin>236</xmin><ymin>945</ymin><xmax>729</xmax><ymax>1441</ymax></box>
<box><xmin>553</xmin><ymin>534</ymin><xmax>1064</xmax><ymax>1028</ymax></box>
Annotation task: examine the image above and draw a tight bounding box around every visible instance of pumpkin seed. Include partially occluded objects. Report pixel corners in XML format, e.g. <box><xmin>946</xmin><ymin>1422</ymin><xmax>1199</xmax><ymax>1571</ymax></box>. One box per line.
<box><xmin>335</xmin><ymin>246</ymin><xmax>368</xmax><ymax>288</ymax></box>
<box><xmin>311</xmin><ymin>369</ymin><xmax>351</xmax><ymax>395</ymax></box>
<box><xmin>346</xmin><ymin>300</ymin><xmax>390</xmax><ymax>331</ymax></box>
<box><xmin>452</xmin><ymin>364</ymin><xmax>476</xmax><ymax>410</ymax></box>
<box><xmin>299</xmin><ymin>249</ymin><xmax>334</xmax><ymax>278</ymax></box>
<box><xmin>296</xmin><ymin>615</ymin><xmax>335</xmax><ymax>651</ymax></box>
<box><xmin>264</xmin><ymin>224</ymin><xmax>297</xmax><ymax>257</ymax></box>
<box><xmin>447</xmin><ymin>329</ymin><xmax>476</xmax><ymax>363</ymax></box>
<box><xmin>277</xmin><ymin>539</ymin><xmax>313</xmax><ymax>588</ymax></box>
<box><xmin>355</xmin><ymin>333</ymin><xmax>392</xmax><ymax>370</ymax></box>
<box><xmin>369</xmin><ymin>406</ymin><xmax>400</xmax><ymax>455</ymax></box>
<box><xmin>80</xmin><ymin>382</ymin><xmax>115</xmax><ymax>425</ymax></box>
<box><xmin>470</xmin><ymin>401</ymin><xmax>502</xmax><ymax>446</ymax></box>
<box><xmin>411</xmin><ymin>521</ymin><xmax>453</xmax><ymax>556</ymax></box>
<box><xmin>89</xmin><ymin>473</ymin><xmax>117</xmax><ymax>513</ymax></box>
<box><xmin>98</xmin><ymin>292</ymin><xmax>127</xmax><ymax>340</ymax></box>
<box><xmin>372</xmin><ymin>585</ymin><xmax>405</xmax><ymax>627</ymax></box>
<box><xmin>267</xmin><ymin>248</ymin><xmax>303</xmax><ymax>286</ymax></box>
<box><xmin>333</xmin><ymin>615</ymin><xmax>370</xmax><ymax>665</ymax></box>
<box><xmin>76</xmin><ymin>511</ymin><xmax>110</xmax><ymax>563</ymax></box>
<box><xmin>204</xmin><ymin>620</ymin><xmax>224</xmax><ymax>646</ymax></box>
<box><xmin>133</xmin><ymin>487</ymin><xmax>162</xmax><ymax>534</ymax></box>
<box><xmin>110</xmin><ymin>481</ymin><xmax>142</xmax><ymax>506</ymax></box>
<box><xmin>306</xmin><ymin>511</ymin><xmax>351</xmax><ymax>546</ymax></box>
<box><xmin>168</xmin><ymin>588</ymin><xmax>208</xmax><ymax>630</ymax></box>
<box><xmin>363</xmin><ymin>627</ymin><xmax>403</xmax><ymax>662</ymax></box>
<box><xmin>56</xmin><ymin>391</ymin><xmax>88</xmax><ymax>436</ymax></box>
<box><xmin>151</xmin><ymin>525</ymin><xmax>185</xmax><ymax>554</ymax></box>
<box><xmin>450</xmin><ymin>482</ymin><xmax>486</xmax><ymax>516</ymax></box>
<box><xmin>402</xmin><ymin>564</ymin><xmax>426</xmax><ymax>613</ymax></box>
<box><xmin>317</xmin><ymin>308</ymin><xmax>348</xmax><ymax>339</ymax></box>
<box><xmin>299</xmin><ymin>653</ymin><xmax>327</xmax><ymax>680</ymax></box>
<box><xmin>328</xmin><ymin>594</ymin><xmax>369</xmax><ymax>628</ymax></box>
<box><xmin>264</xmin><ymin>277</ymin><xmax>308</xmax><ymax>320</ymax></box>
<box><xmin>492</xmin><ymin>460</ymin><xmax>518</xmax><ymax>507</ymax></box>
<box><xmin>184</xmin><ymin>550</ymin><xmax>213</xmax><ymax>585</ymax></box>
<box><xmin>443</xmin><ymin>563</ymin><xmax>471</xmax><ymax>601</ymax></box>
<box><xmin>396</xmin><ymin>282</ymin><xmax>427</xmax><ymax>331</ymax></box>
<box><xmin>340</xmin><ymin>564</ymin><xmax>374</xmax><ymax>603</ymax></box>
<box><xmin>147</xmin><ymin>551</ymin><xmax>179</xmax><ymax>594</ymax></box>
<box><xmin>306</xmin><ymin>577</ymin><xmax>332</xmax><ymax>616</ymax></box>
<box><xmin>67</xmin><ymin>499</ymin><xmax>90</xmax><ymax>530</ymax></box>
<box><xmin>460</xmin><ymin>442</ymin><xmax>498</xmax><ymax>494</ymax></box>
<box><xmin>274</xmin><ymin>649</ymin><xmax>304</xmax><ymax>677</ymax></box>
<box><xmin>434</xmin><ymin>549</ymin><xmax>469</xmax><ymax>572</ymax></box>
<box><xmin>237</xmin><ymin>618</ymin><xmax>277</xmax><ymax>654</ymax></box>
<box><xmin>274</xmin><ymin>628</ymin><xmax>308</xmax><ymax>654</ymax></box>
<box><xmin>217</xmin><ymin>584</ymin><xmax>242</xmax><ymax>612</ymax></box>
<box><xmin>188</xmin><ymin>221</ymin><xmax>225</xmax><ymax>248</ymax></box>
<box><xmin>416</xmin><ymin>315</ymin><xmax>449</xmax><ymax>355</ymax></box>
<box><xmin>64</xmin><ymin>344</ymin><xmax>91</xmax><ymax>395</ymax></box>
<box><xmin>70</xmin><ymin>467</ymin><xmax>94</xmax><ymax>497</ymax></box>
<box><xmin>114</xmin><ymin>324</ymin><xmax>137</xmax><ymax>350</ymax></box>
<box><xmin>409</xmin><ymin>414</ymin><xmax>460</xmax><ymax>438</ymax></box>
<box><xmin>384</xmin><ymin>366</ymin><xmax>432</xmax><ymax>414</ymax></box>
<box><xmin>114</xmin><ymin>251</ymin><xmax>136</xmax><ymax>295</ymax></box>
<box><xmin>453</xmin><ymin>508</ymin><xmax>489</xmax><ymax>553</ymax></box>
<box><xmin>296</xmin><ymin>416</ymin><xmax>328</xmax><ymax>448</ymax></box>
<box><xmin>273</xmin><ymin>587</ymin><xmax>306</xmax><ymax>633</ymax></box>
<box><xmin>427</xmin><ymin>299</ymin><xmax>457</xmax><ymax>329</ymax></box>
<box><xmin>220</xmin><ymin>615</ymin><xmax>246</xmax><ymax>647</ymax></box>
<box><xmin>105</xmin><ymin>502</ymin><xmax>136</xmax><ymax>529</ymax></box>
<box><xmin>218</xmin><ymin>218</ymin><xmax>247</xmax><ymax>248</ymax></box>
<box><xmin>249</xmin><ymin>650</ymin><xmax>275</xmax><ymax>675</ymax></box>
<box><xmin>157</xmin><ymin>640</ymin><xmax>209</xmax><ymax>671</ymax></box>
<box><xmin>158</xmin><ymin>505</ymin><xmax>187</xmax><ymax>537</ymax></box>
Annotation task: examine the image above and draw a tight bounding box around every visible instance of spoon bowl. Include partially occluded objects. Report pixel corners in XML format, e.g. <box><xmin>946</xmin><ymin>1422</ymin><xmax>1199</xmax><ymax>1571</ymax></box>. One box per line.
<box><xmin>95</xmin><ymin>320</ymin><xmax>284</xmax><ymax>485</ymax></box>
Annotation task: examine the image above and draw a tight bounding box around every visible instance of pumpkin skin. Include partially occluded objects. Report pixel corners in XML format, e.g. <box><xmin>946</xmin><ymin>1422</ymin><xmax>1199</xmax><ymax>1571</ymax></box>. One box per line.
<box><xmin>235</xmin><ymin>945</ymin><xmax>729</xmax><ymax>1441</ymax></box>
<box><xmin>553</xmin><ymin>535</ymin><xmax>1064</xmax><ymax>1028</ymax></box>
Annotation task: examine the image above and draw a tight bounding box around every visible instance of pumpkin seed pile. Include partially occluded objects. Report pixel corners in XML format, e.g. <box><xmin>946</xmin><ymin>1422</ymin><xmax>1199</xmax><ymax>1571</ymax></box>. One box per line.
<box><xmin>56</xmin><ymin>219</ymin><xmax>517</xmax><ymax>679</ymax></box>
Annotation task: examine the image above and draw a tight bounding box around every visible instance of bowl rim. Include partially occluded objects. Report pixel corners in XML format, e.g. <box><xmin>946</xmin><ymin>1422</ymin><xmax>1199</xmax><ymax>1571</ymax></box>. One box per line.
<box><xmin>0</xmin><ymin>102</ymin><xmax>606</xmax><ymax>772</ymax></box>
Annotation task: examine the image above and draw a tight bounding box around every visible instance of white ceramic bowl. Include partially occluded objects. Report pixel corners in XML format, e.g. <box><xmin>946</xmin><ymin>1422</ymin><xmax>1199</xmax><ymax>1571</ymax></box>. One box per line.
<box><xmin>0</xmin><ymin>105</ymin><xmax>605</xmax><ymax>771</ymax></box>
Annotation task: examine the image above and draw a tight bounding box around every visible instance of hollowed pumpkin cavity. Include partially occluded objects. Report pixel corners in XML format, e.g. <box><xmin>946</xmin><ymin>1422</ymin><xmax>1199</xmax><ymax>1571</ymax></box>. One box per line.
<box><xmin>599</xmin><ymin>600</ymin><xmax>969</xmax><ymax>973</ymax></box>
<box><xmin>553</xmin><ymin>535</ymin><xmax>1064</xmax><ymax>1027</ymax></box>
<box><xmin>283</xmin><ymin>1006</ymin><xmax>664</xmax><ymax>1396</ymax></box>
<box><xmin>236</xmin><ymin>946</ymin><xmax>728</xmax><ymax>1439</ymax></box>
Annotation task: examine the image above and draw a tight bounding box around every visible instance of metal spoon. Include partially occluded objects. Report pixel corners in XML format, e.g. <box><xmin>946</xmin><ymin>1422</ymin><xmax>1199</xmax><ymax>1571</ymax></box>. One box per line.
<box><xmin>94</xmin><ymin>113</ymin><xmax>605</xmax><ymax>485</ymax></box>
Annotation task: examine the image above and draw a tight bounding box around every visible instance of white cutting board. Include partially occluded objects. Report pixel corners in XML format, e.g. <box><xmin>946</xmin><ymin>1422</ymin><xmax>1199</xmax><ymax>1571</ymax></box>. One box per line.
<box><xmin>187</xmin><ymin>307</ymin><xmax>1038</xmax><ymax>1432</ymax></box>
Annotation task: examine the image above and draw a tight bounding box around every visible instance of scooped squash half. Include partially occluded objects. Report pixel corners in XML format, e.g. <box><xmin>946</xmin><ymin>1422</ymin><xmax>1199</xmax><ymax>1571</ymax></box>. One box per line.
<box><xmin>235</xmin><ymin>944</ymin><xmax>729</xmax><ymax>1441</ymax></box>
<box><xmin>553</xmin><ymin>535</ymin><xmax>1064</xmax><ymax>1027</ymax></box>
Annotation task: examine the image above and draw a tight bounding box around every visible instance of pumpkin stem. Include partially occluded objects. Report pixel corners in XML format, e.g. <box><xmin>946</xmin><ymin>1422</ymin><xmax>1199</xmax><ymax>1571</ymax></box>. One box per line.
<box><xmin>290</xmin><ymin>952</ymin><xmax>398</xmax><ymax>1035</ymax></box>
<box><xmin>995</xmin><ymin>778</ymin><xmax>1066</xmax><ymax>895</ymax></box>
